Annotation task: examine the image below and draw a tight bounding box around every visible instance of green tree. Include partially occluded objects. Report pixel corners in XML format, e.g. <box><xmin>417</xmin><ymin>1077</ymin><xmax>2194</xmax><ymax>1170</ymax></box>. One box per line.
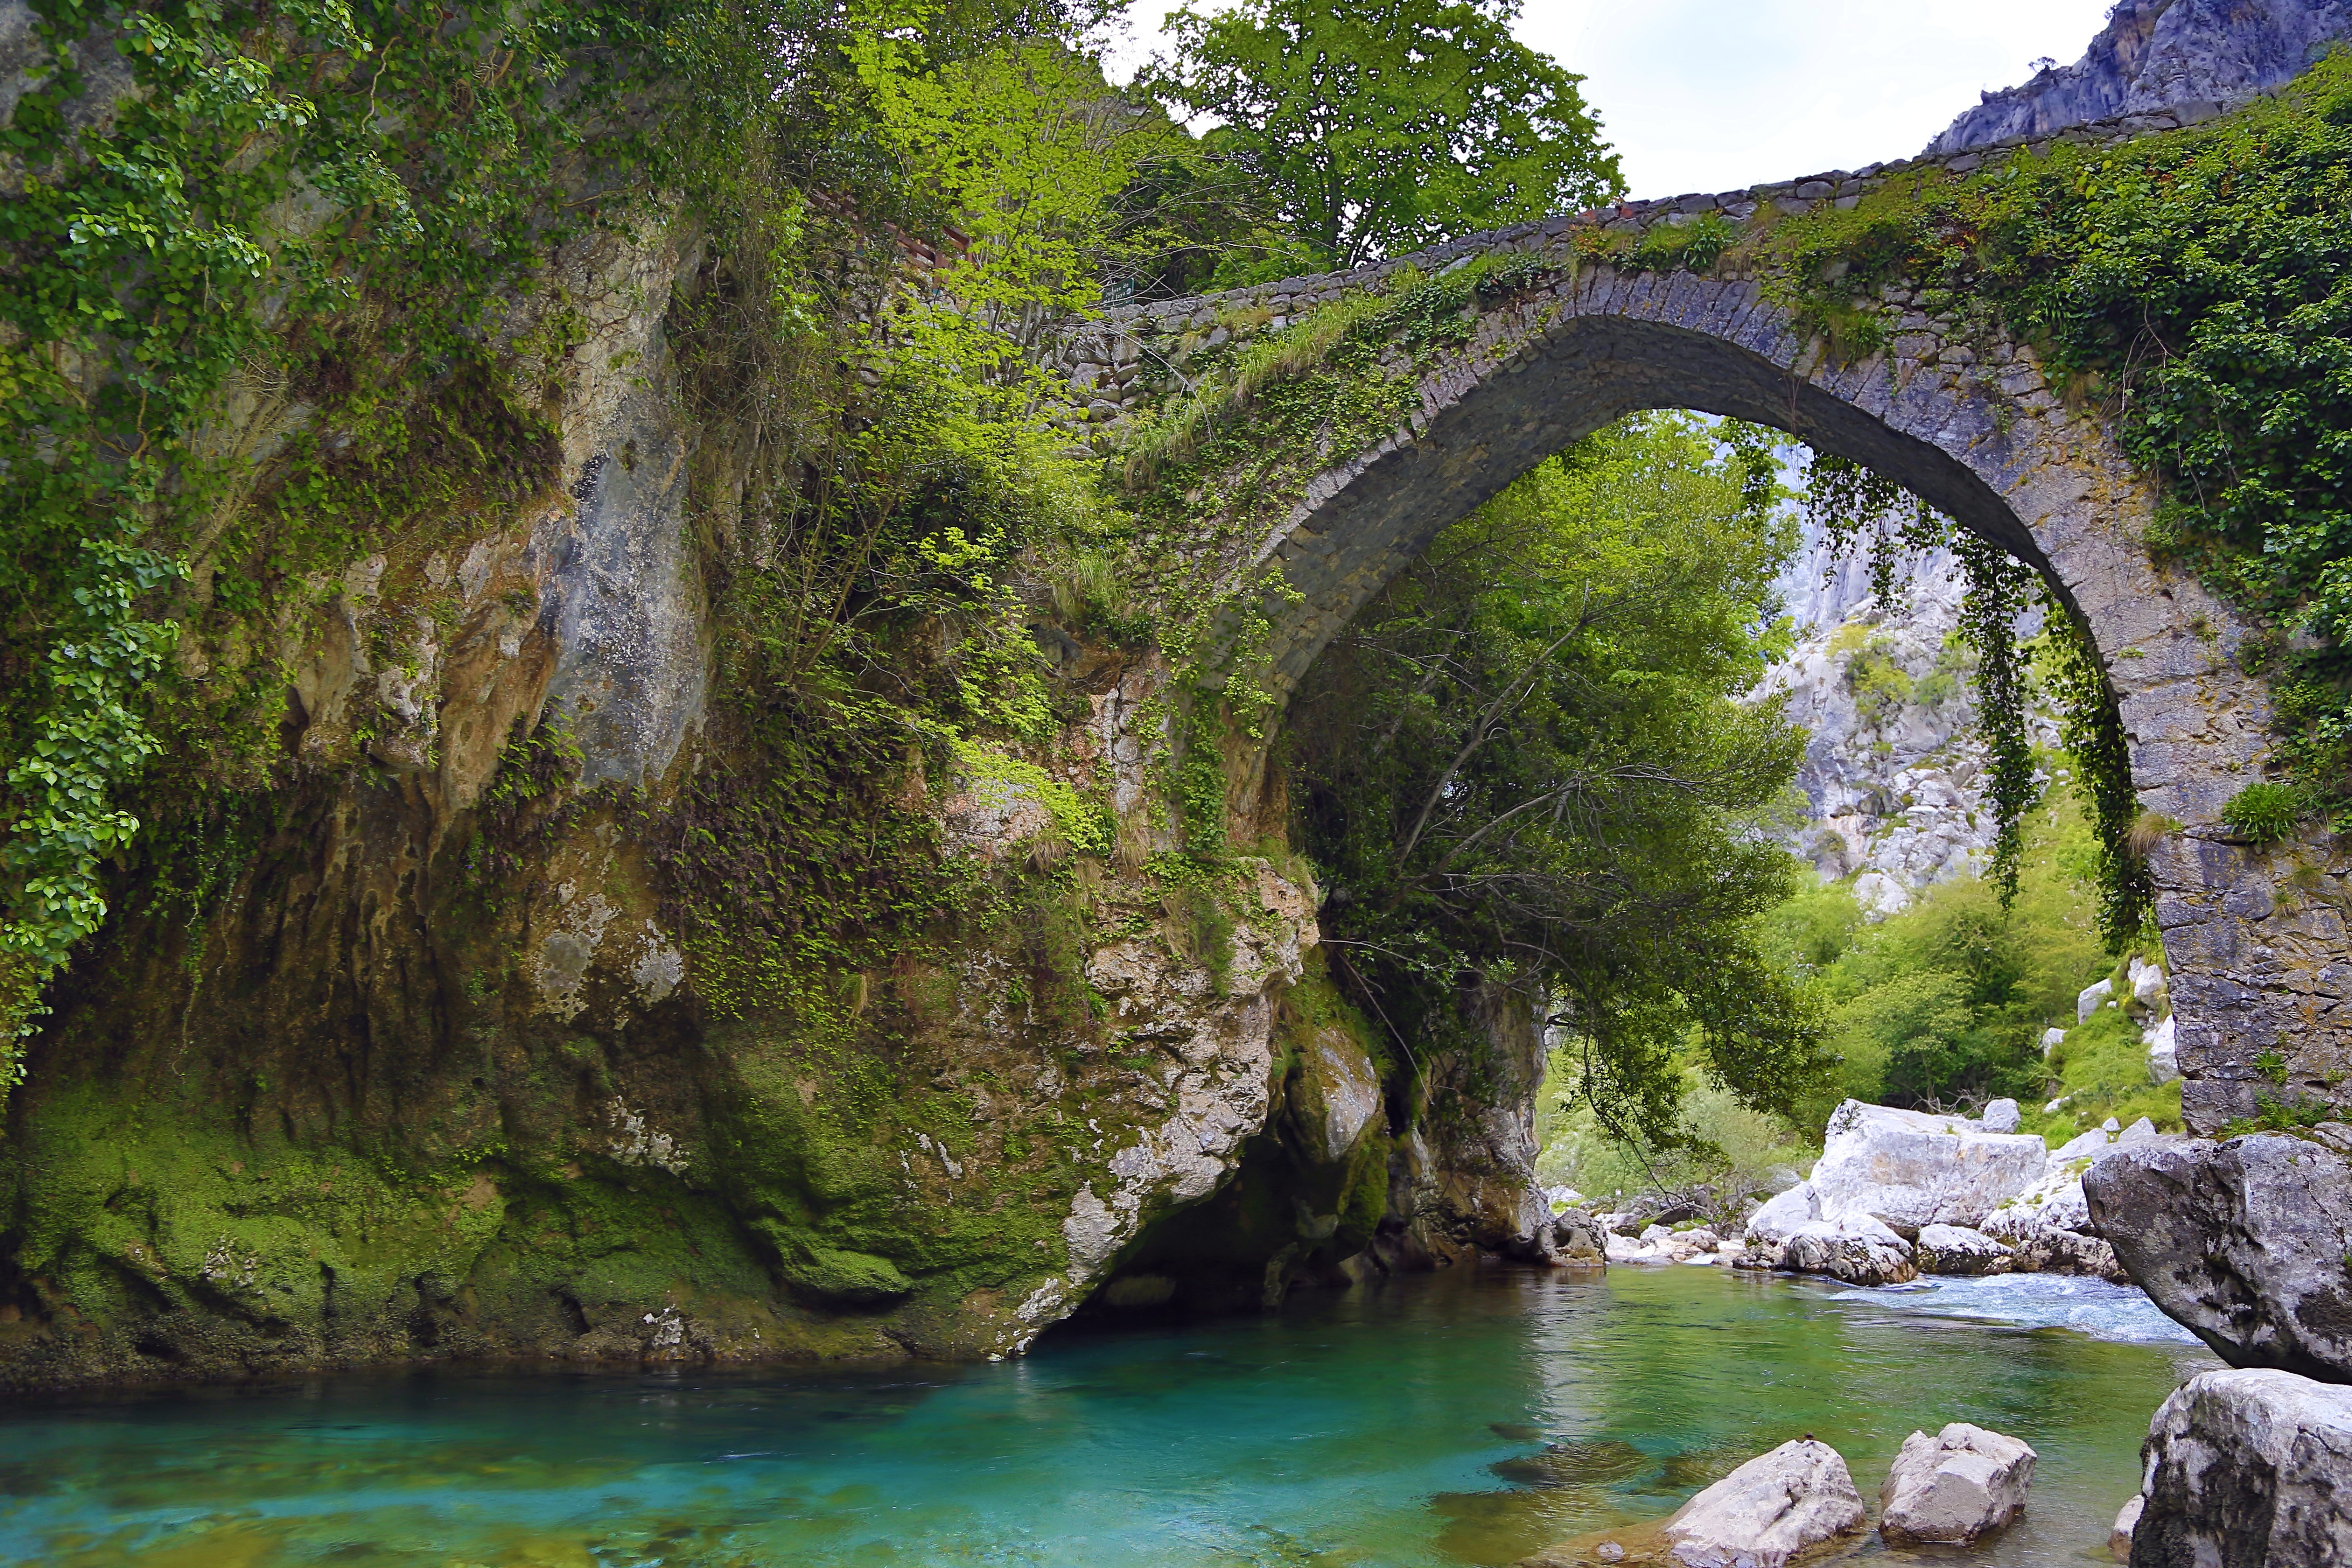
<box><xmin>1290</xmin><ymin>414</ymin><xmax>1831</xmax><ymax>1146</ymax></box>
<box><xmin>1779</xmin><ymin>776</ymin><xmax>2117</xmax><ymax>1122</ymax></box>
<box><xmin>1144</xmin><ymin>0</ymin><xmax>1621</xmax><ymax>273</ymax></box>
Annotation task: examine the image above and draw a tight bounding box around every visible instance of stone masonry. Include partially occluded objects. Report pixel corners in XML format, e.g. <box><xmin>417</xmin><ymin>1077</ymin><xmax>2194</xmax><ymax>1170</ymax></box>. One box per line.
<box><xmin>1054</xmin><ymin>108</ymin><xmax>2352</xmax><ymax>1134</ymax></box>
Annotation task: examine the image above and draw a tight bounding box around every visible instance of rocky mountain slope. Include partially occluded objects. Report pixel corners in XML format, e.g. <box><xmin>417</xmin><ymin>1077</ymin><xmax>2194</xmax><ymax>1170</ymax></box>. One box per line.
<box><xmin>1929</xmin><ymin>0</ymin><xmax>2352</xmax><ymax>154</ymax></box>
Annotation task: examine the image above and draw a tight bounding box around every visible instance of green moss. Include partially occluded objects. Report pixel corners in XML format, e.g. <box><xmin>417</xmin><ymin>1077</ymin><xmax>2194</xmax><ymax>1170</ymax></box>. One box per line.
<box><xmin>765</xmin><ymin>1232</ymin><xmax>917</xmax><ymax>1306</ymax></box>
<box><xmin>702</xmin><ymin>1025</ymin><xmax>1083</xmax><ymax>1312</ymax></box>
<box><xmin>1332</xmin><ymin>1123</ymin><xmax>1392</xmax><ymax>1253</ymax></box>
<box><xmin>953</xmin><ymin>740</ymin><xmax>1114</xmax><ymax>858</ymax></box>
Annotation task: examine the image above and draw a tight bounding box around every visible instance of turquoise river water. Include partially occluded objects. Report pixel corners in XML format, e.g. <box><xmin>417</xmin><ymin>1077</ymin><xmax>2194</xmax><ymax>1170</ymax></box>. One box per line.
<box><xmin>0</xmin><ymin>1265</ymin><xmax>2216</xmax><ymax>1568</ymax></box>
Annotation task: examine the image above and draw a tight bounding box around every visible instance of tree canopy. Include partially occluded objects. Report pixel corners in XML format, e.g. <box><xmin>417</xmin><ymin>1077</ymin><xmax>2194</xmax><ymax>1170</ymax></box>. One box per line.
<box><xmin>1144</xmin><ymin>0</ymin><xmax>1622</xmax><ymax>274</ymax></box>
<box><xmin>1288</xmin><ymin>414</ymin><xmax>1832</xmax><ymax>1146</ymax></box>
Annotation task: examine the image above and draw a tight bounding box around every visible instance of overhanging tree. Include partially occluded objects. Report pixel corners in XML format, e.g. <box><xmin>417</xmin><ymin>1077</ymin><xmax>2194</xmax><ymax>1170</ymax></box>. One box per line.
<box><xmin>1289</xmin><ymin>416</ymin><xmax>1833</xmax><ymax>1147</ymax></box>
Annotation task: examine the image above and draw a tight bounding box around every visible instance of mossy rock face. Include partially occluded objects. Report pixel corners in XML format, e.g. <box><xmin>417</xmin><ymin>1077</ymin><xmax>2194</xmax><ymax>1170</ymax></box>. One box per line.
<box><xmin>774</xmin><ymin>1238</ymin><xmax>917</xmax><ymax>1307</ymax></box>
<box><xmin>0</xmin><ymin>703</ymin><xmax>1327</xmax><ymax>1386</ymax></box>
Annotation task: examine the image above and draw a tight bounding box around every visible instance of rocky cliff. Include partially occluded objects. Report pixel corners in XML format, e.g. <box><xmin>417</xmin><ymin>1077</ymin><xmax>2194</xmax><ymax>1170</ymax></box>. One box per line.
<box><xmin>1929</xmin><ymin>0</ymin><xmax>2352</xmax><ymax>154</ymax></box>
<box><xmin>1756</xmin><ymin>523</ymin><xmax>2061</xmax><ymax>917</ymax></box>
<box><xmin>0</xmin><ymin>196</ymin><xmax>1551</xmax><ymax>1385</ymax></box>
<box><xmin>0</xmin><ymin>22</ymin><xmax>1552</xmax><ymax>1388</ymax></box>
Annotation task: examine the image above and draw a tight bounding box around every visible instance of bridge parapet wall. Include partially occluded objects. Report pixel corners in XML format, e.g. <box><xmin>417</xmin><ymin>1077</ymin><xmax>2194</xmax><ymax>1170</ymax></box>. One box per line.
<box><xmin>1052</xmin><ymin>98</ymin><xmax>2239</xmax><ymax>420</ymax></box>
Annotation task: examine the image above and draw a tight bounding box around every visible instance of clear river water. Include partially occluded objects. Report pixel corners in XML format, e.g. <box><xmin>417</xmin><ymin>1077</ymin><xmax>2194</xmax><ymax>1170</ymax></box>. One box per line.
<box><xmin>0</xmin><ymin>1265</ymin><xmax>2216</xmax><ymax>1568</ymax></box>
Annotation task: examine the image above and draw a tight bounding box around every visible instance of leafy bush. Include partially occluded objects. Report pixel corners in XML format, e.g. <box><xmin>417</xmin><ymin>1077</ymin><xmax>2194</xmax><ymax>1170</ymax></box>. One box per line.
<box><xmin>1537</xmin><ymin>1069</ymin><xmax>1812</xmax><ymax>1222</ymax></box>
<box><xmin>1634</xmin><ymin>212</ymin><xmax>1739</xmax><ymax>273</ymax></box>
<box><xmin>1788</xmin><ymin>774</ymin><xmax>2115</xmax><ymax>1126</ymax></box>
<box><xmin>2220</xmin><ymin>782</ymin><xmax>2310</xmax><ymax>844</ymax></box>
<box><xmin>2025</xmin><ymin>998</ymin><xmax>2182</xmax><ymax>1143</ymax></box>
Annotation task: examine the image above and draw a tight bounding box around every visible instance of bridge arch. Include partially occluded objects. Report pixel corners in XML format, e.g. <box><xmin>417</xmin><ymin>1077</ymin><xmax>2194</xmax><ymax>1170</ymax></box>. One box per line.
<box><xmin>1067</xmin><ymin>202</ymin><xmax>2341</xmax><ymax>1132</ymax></box>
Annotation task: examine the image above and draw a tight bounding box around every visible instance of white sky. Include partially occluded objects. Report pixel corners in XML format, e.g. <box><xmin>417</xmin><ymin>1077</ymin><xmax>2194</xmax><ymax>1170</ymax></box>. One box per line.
<box><xmin>1104</xmin><ymin>0</ymin><xmax>2120</xmax><ymax>197</ymax></box>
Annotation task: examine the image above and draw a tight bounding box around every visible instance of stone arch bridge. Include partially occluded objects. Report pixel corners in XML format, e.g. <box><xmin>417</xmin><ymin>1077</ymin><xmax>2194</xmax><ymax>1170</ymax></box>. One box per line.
<box><xmin>1054</xmin><ymin>125</ymin><xmax>2349</xmax><ymax>1136</ymax></box>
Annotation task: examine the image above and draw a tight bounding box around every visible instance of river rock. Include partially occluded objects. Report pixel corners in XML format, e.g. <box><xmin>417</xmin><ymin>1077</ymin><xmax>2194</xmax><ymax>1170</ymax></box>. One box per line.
<box><xmin>2052</xmin><ymin>1117</ymin><xmax>2159</xmax><ymax>1163</ymax></box>
<box><xmin>1744</xmin><ymin>1184</ymin><xmax>1820</xmax><ymax>1250</ymax></box>
<box><xmin>2010</xmin><ymin>1227</ymin><xmax>2125</xmax><ymax>1281</ymax></box>
<box><xmin>2111</xmin><ymin>1494</ymin><xmax>2142</xmax><ymax>1561</ymax></box>
<box><xmin>1809</xmin><ymin>1099</ymin><xmax>2050</xmax><ymax>1235</ymax></box>
<box><xmin>1553</xmin><ymin>1210</ymin><xmax>1606</xmax><ymax>1263</ymax></box>
<box><xmin>1781</xmin><ymin>1215</ymin><xmax>1918</xmax><ymax>1286</ymax></box>
<box><xmin>1605</xmin><ymin>1232</ymin><xmax>1657</xmax><ymax>1264</ymax></box>
<box><xmin>1915</xmin><ymin>1224</ymin><xmax>2014</xmax><ymax>1275</ymax></box>
<box><xmin>2083</xmin><ymin>1136</ymin><xmax>2352</xmax><ymax>1381</ymax></box>
<box><xmin>1984</xmin><ymin>1160</ymin><xmax>2091</xmax><ymax>1237</ymax></box>
<box><xmin>1661</xmin><ymin>1437</ymin><xmax>1867</xmax><ymax>1568</ymax></box>
<box><xmin>1978</xmin><ymin>1160</ymin><xmax>2128</xmax><ymax>1278</ymax></box>
<box><xmin>2134</xmin><ymin>1368</ymin><xmax>2352</xmax><ymax>1565</ymax></box>
<box><xmin>1877</xmin><ymin>1422</ymin><xmax>2036</xmax><ymax>1544</ymax></box>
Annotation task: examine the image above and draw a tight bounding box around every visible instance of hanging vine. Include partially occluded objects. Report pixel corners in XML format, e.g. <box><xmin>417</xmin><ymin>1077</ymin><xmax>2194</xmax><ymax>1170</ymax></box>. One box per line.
<box><xmin>1768</xmin><ymin>56</ymin><xmax>2352</xmax><ymax>849</ymax></box>
<box><xmin>1804</xmin><ymin>453</ymin><xmax>2149</xmax><ymax>942</ymax></box>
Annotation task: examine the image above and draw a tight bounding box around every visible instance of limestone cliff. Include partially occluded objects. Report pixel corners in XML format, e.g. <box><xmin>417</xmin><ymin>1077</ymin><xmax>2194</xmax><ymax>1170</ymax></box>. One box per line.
<box><xmin>1759</xmin><ymin>529</ymin><xmax>2059</xmax><ymax>917</ymax></box>
<box><xmin>0</xmin><ymin>183</ymin><xmax>1535</xmax><ymax>1391</ymax></box>
<box><xmin>1928</xmin><ymin>0</ymin><xmax>2352</xmax><ymax>154</ymax></box>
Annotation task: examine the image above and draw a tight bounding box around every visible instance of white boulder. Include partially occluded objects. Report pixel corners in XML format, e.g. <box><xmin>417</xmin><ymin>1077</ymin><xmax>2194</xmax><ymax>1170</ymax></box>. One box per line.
<box><xmin>1915</xmin><ymin>1224</ymin><xmax>2015</xmax><ymax>1275</ymax></box>
<box><xmin>1614</xmin><ymin>1226</ymin><xmax>1726</xmax><ymax>1266</ymax></box>
<box><xmin>1809</xmin><ymin>1099</ymin><xmax>2050</xmax><ymax>1235</ymax></box>
<box><xmin>2126</xmin><ymin>955</ymin><xmax>2168</xmax><ymax>1021</ymax></box>
<box><xmin>2053</xmin><ymin>1116</ymin><xmax>2155</xmax><ymax>1161</ymax></box>
<box><xmin>1605</xmin><ymin>1232</ymin><xmax>1659</xmax><ymax>1265</ymax></box>
<box><xmin>2146</xmin><ymin>1014</ymin><xmax>2179</xmax><ymax>1084</ymax></box>
<box><xmin>1979</xmin><ymin>1159</ymin><xmax>2125</xmax><ymax>1278</ymax></box>
<box><xmin>2078</xmin><ymin>978</ymin><xmax>2114</xmax><ymax>1022</ymax></box>
<box><xmin>1662</xmin><ymin>1437</ymin><xmax>1868</xmax><ymax>1568</ymax></box>
<box><xmin>2110</xmin><ymin>1494</ymin><xmax>2142</xmax><ymax>1561</ymax></box>
<box><xmin>1982</xmin><ymin>1098</ymin><xmax>2021</xmax><ymax>1133</ymax></box>
<box><xmin>1782</xmin><ymin>1215</ymin><xmax>1917</xmax><ymax>1286</ymax></box>
<box><xmin>1877</xmin><ymin>1422</ymin><xmax>2037</xmax><ymax>1544</ymax></box>
<box><xmin>1984</xmin><ymin>1160</ymin><xmax>2091</xmax><ymax>1239</ymax></box>
<box><xmin>1744</xmin><ymin>1183</ymin><xmax>1821</xmax><ymax>1251</ymax></box>
<box><xmin>2041</xmin><ymin>1026</ymin><xmax>2067</xmax><ymax>1054</ymax></box>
